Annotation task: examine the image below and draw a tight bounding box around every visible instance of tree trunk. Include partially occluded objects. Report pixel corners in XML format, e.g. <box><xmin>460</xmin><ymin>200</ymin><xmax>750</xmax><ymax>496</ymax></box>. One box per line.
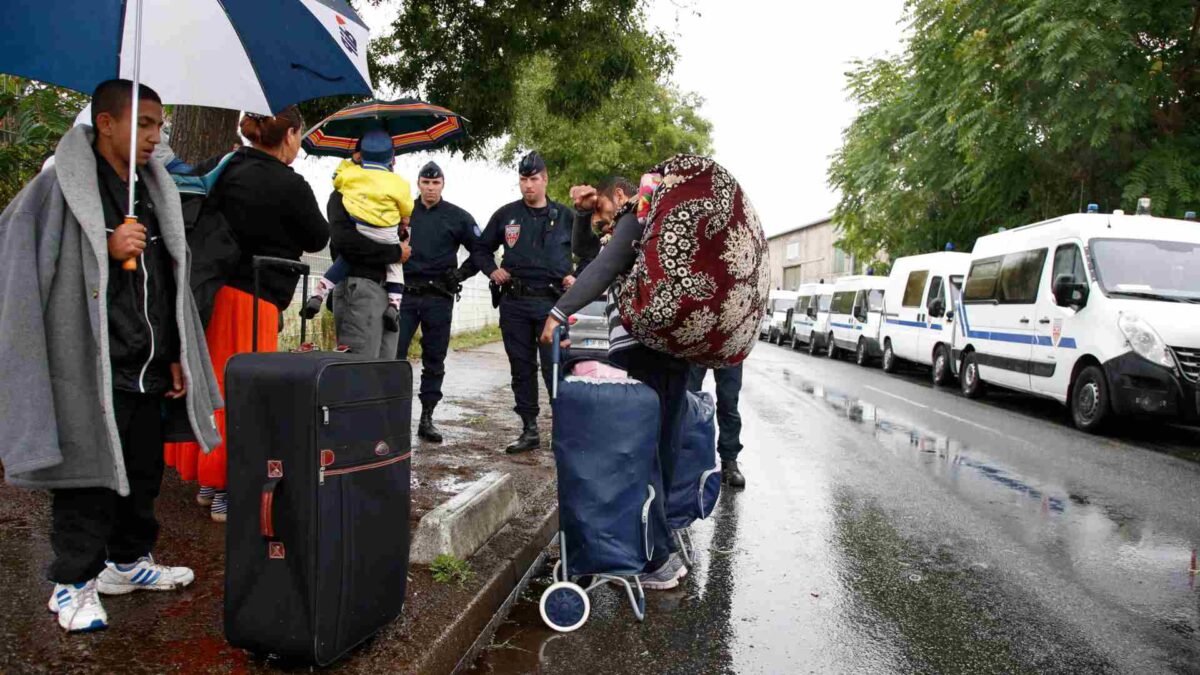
<box><xmin>169</xmin><ymin>106</ymin><xmax>241</xmax><ymax>165</ymax></box>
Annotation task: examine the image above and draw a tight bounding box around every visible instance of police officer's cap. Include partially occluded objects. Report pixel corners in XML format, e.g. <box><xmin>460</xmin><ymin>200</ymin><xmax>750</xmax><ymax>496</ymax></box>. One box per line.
<box><xmin>518</xmin><ymin>151</ymin><xmax>546</xmax><ymax>177</ymax></box>
<box><xmin>420</xmin><ymin>161</ymin><xmax>444</xmax><ymax>180</ymax></box>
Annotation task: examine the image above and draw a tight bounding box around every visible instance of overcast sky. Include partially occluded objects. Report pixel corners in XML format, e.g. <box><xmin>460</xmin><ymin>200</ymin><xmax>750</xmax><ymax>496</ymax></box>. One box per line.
<box><xmin>296</xmin><ymin>0</ymin><xmax>909</xmax><ymax>237</ymax></box>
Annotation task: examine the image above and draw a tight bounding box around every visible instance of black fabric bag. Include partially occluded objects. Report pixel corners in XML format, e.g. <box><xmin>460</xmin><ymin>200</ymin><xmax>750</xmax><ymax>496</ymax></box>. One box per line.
<box><xmin>173</xmin><ymin>153</ymin><xmax>241</xmax><ymax>326</ymax></box>
<box><xmin>223</xmin><ymin>257</ymin><xmax>413</xmax><ymax>665</ymax></box>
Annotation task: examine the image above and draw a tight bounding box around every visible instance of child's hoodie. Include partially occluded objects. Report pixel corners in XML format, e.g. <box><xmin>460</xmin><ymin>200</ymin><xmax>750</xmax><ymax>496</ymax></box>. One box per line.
<box><xmin>334</xmin><ymin>158</ymin><xmax>414</xmax><ymax>229</ymax></box>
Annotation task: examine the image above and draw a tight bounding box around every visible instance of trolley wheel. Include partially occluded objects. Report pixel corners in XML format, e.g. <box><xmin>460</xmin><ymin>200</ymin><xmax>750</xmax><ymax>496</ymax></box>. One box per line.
<box><xmin>540</xmin><ymin>582</ymin><xmax>590</xmax><ymax>632</ymax></box>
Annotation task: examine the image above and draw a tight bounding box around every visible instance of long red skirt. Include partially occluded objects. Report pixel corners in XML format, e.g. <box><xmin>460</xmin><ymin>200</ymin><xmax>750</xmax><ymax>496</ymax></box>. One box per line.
<box><xmin>164</xmin><ymin>286</ymin><xmax>278</xmax><ymax>490</ymax></box>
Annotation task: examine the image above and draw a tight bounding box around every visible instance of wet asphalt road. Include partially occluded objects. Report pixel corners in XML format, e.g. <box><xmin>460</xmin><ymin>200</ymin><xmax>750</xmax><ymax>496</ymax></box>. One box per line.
<box><xmin>470</xmin><ymin>340</ymin><xmax>1200</xmax><ymax>674</ymax></box>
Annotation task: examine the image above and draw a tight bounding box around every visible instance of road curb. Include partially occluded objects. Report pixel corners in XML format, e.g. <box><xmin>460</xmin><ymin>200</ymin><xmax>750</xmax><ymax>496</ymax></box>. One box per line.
<box><xmin>408</xmin><ymin>482</ymin><xmax>558</xmax><ymax>675</ymax></box>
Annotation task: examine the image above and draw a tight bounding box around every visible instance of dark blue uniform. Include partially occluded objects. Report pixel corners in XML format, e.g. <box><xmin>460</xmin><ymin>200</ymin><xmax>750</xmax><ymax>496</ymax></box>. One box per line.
<box><xmin>471</xmin><ymin>199</ymin><xmax>575</xmax><ymax>416</ymax></box>
<box><xmin>395</xmin><ymin>197</ymin><xmax>479</xmax><ymax>408</ymax></box>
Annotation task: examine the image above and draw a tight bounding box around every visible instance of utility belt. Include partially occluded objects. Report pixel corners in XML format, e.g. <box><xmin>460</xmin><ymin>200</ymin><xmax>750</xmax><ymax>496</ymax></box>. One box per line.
<box><xmin>404</xmin><ymin>273</ymin><xmax>461</xmax><ymax>300</ymax></box>
<box><xmin>490</xmin><ymin>277</ymin><xmax>563</xmax><ymax>307</ymax></box>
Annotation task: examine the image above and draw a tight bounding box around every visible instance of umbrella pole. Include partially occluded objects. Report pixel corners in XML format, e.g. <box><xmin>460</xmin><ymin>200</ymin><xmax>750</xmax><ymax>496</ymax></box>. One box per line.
<box><xmin>121</xmin><ymin>0</ymin><xmax>144</xmax><ymax>272</ymax></box>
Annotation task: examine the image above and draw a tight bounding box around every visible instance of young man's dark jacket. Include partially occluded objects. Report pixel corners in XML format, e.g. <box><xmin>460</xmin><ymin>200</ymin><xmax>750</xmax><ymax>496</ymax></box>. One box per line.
<box><xmin>327</xmin><ymin>191</ymin><xmax>403</xmax><ymax>283</ymax></box>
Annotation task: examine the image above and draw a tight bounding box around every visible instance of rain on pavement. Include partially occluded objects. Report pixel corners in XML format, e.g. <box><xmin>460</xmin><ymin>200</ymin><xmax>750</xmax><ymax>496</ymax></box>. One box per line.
<box><xmin>471</xmin><ymin>341</ymin><xmax>1200</xmax><ymax>674</ymax></box>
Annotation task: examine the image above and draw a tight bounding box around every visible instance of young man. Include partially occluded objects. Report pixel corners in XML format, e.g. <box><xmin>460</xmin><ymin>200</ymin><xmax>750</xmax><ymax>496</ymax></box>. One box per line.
<box><xmin>569</xmin><ymin>177</ymin><xmax>635</xmax><ymax>274</ymax></box>
<box><xmin>0</xmin><ymin>80</ymin><xmax>223</xmax><ymax>632</ymax></box>
<box><xmin>395</xmin><ymin>161</ymin><xmax>480</xmax><ymax>443</ymax></box>
<box><xmin>471</xmin><ymin>152</ymin><xmax>577</xmax><ymax>454</ymax></box>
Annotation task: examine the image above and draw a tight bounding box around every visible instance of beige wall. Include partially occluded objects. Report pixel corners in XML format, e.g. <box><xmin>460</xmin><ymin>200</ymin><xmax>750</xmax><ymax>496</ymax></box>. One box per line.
<box><xmin>766</xmin><ymin>219</ymin><xmax>857</xmax><ymax>290</ymax></box>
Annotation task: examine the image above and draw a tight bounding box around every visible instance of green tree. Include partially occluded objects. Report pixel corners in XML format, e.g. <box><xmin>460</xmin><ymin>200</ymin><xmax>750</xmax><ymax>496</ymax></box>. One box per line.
<box><xmin>499</xmin><ymin>55</ymin><xmax>711</xmax><ymax>203</ymax></box>
<box><xmin>829</xmin><ymin>0</ymin><xmax>1200</xmax><ymax>263</ymax></box>
<box><xmin>0</xmin><ymin>77</ymin><xmax>86</xmax><ymax>206</ymax></box>
<box><xmin>370</xmin><ymin>0</ymin><xmax>675</xmax><ymax>156</ymax></box>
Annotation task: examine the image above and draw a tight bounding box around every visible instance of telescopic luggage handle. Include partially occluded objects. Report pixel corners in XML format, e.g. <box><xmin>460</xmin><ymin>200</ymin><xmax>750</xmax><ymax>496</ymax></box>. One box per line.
<box><xmin>551</xmin><ymin>325</ymin><xmax>564</xmax><ymax>400</ymax></box>
<box><xmin>252</xmin><ymin>255</ymin><xmax>311</xmax><ymax>353</ymax></box>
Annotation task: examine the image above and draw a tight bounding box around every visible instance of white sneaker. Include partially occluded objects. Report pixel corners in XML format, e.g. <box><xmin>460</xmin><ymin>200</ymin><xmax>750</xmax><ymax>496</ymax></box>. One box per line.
<box><xmin>48</xmin><ymin>580</ymin><xmax>108</xmax><ymax>633</ymax></box>
<box><xmin>639</xmin><ymin>555</ymin><xmax>683</xmax><ymax>591</ymax></box>
<box><xmin>96</xmin><ymin>556</ymin><xmax>195</xmax><ymax>595</ymax></box>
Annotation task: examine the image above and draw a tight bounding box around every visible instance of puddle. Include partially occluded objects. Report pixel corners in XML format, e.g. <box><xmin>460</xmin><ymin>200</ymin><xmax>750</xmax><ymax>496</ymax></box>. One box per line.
<box><xmin>783</xmin><ymin>374</ymin><xmax>1200</xmax><ymax>634</ymax></box>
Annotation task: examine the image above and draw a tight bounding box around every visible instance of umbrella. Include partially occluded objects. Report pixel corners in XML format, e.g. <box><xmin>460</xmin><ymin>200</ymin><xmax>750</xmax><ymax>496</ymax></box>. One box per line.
<box><xmin>302</xmin><ymin>98</ymin><xmax>468</xmax><ymax>158</ymax></box>
<box><xmin>2</xmin><ymin>0</ymin><xmax>373</xmax><ymax>268</ymax></box>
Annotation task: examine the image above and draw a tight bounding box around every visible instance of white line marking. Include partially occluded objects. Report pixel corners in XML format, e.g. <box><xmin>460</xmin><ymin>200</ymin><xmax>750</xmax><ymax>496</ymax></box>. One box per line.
<box><xmin>864</xmin><ymin>386</ymin><xmax>929</xmax><ymax>409</ymax></box>
<box><xmin>930</xmin><ymin>409</ymin><xmax>1003</xmax><ymax>435</ymax></box>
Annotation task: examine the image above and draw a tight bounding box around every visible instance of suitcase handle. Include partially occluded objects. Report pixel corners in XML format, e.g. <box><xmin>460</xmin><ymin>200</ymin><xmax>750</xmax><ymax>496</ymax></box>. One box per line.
<box><xmin>551</xmin><ymin>325</ymin><xmax>564</xmax><ymax>400</ymax></box>
<box><xmin>261</xmin><ymin>478</ymin><xmax>281</xmax><ymax>538</ymax></box>
<box><xmin>251</xmin><ymin>255</ymin><xmax>311</xmax><ymax>352</ymax></box>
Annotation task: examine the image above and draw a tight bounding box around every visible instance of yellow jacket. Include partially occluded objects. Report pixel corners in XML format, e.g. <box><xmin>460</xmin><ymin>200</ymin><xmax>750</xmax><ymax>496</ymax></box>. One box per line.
<box><xmin>333</xmin><ymin>159</ymin><xmax>414</xmax><ymax>228</ymax></box>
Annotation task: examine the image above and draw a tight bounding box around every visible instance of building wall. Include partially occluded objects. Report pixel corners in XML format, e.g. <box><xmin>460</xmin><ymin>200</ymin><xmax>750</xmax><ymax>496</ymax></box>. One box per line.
<box><xmin>766</xmin><ymin>219</ymin><xmax>858</xmax><ymax>291</ymax></box>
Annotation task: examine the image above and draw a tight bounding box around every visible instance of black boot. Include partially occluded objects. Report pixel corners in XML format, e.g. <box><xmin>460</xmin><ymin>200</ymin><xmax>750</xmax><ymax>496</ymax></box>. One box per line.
<box><xmin>722</xmin><ymin>460</ymin><xmax>746</xmax><ymax>488</ymax></box>
<box><xmin>505</xmin><ymin>415</ymin><xmax>540</xmax><ymax>454</ymax></box>
<box><xmin>418</xmin><ymin>406</ymin><xmax>443</xmax><ymax>443</ymax></box>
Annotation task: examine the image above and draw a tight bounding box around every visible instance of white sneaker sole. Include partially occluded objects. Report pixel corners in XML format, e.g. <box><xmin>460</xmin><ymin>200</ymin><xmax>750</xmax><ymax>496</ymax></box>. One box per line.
<box><xmin>639</xmin><ymin>576</ymin><xmax>680</xmax><ymax>591</ymax></box>
<box><xmin>59</xmin><ymin>614</ymin><xmax>108</xmax><ymax>633</ymax></box>
<box><xmin>97</xmin><ymin>575</ymin><xmax>194</xmax><ymax>595</ymax></box>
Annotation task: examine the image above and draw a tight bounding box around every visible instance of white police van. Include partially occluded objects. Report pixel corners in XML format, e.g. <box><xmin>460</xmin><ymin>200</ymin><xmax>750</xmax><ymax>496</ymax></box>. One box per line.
<box><xmin>786</xmin><ymin>282</ymin><xmax>826</xmax><ymax>350</ymax></box>
<box><xmin>798</xmin><ymin>285</ymin><xmax>836</xmax><ymax>356</ymax></box>
<box><xmin>880</xmin><ymin>251</ymin><xmax>972</xmax><ymax>384</ymax></box>
<box><xmin>825</xmin><ymin>275</ymin><xmax>889</xmax><ymax>366</ymax></box>
<box><xmin>761</xmin><ymin>289</ymin><xmax>800</xmax><ymax>343</ymax></box>
<box><xmin>950</xmin><ymin>210</ymin><xmax>1200</xmax><ymax>432</ymax></box>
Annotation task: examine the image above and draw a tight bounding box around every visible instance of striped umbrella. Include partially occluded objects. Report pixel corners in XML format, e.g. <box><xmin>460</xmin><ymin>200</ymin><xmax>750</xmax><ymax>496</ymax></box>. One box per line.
<box><xmin>302</xmin><ymin>98</ymin><xmax>468</xmax><ymax>158</ymax></box>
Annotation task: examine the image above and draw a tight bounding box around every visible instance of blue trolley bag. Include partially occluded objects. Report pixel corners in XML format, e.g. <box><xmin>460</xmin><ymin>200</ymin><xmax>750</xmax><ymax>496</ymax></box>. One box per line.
<box><xmin>665</xmin><ymin>391</ymin><xmax>722</xmax><ymax>564</ymax></box>
<box><xmin>552</xmin><ymin>374</ymin><xmax>661</xmax><ymax>576</ymax></box>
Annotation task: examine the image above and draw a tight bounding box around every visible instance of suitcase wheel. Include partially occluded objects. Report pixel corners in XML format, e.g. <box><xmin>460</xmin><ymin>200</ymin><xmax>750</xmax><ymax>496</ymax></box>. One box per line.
<box><xmin>540</xmin><ymin>582</ymin><xmax>590</xmax><ymax>632</ymax></box>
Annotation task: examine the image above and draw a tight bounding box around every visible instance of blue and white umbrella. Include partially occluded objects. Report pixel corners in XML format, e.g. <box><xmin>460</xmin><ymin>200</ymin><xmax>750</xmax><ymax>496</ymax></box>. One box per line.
<box><xmin>4</xmin><ymin>0</ymin><xmax>372</xmax><ymax>115</ymax></box>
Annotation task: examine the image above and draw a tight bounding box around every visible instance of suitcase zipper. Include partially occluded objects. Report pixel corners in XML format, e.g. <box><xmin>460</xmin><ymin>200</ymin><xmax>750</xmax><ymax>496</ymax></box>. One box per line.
<box><xmin>319</xmin><ymin>453</ymin><xmax>410</xmax><ymax>485</ymax></box>
<box><xmin>319</xmin><ymin>396</ymin><xmax>405</xmax><ymax>426</ymax></box>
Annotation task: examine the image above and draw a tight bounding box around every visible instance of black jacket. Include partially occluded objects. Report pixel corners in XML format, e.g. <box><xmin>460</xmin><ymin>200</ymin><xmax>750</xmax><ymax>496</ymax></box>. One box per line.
<box><xmin>96</xmin><ymin>149</ymin><xmax>179</xmax><ymax>394</ymax></box>
<box><xmin>404</xmin><ymin>198</ymin><xmax>479</xmax><ymax>282</ymax></box>
<box><xmin>571</xmin><ymin>209</ymin><xmax>601</xmax><ymax>275</ymax></box>
<box><xmin>327</xmin><ymin>192</ymin><xmax>402</xmax><ymax>284</ymax></box>
<box><xmin>203</xmin><ymin>147</ymin><xmax>329</xmax><ymax>309</ymax></box>
<box><xmin>471</xmin><ymin>199</ymin><xmax>576</xmax><ymax>285</ymax></box>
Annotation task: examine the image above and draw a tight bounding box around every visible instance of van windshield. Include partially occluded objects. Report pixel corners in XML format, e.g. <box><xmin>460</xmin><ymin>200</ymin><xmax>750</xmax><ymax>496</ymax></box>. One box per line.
<box><xmin>1091</xmin><ymin>238</ymin><xmax>1200</xmax><ymax>302</ymax></box>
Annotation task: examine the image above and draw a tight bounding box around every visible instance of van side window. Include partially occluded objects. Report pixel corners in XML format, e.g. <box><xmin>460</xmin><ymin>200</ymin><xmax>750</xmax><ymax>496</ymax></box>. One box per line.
<box><xmin>964</xmin><ymin>258</ymin><xmax>1002</xmax><ymax>302</ymax></box>
<box><xmin>902</xmin><ymin>271</ymin><xmax>929</xmax><ymax>307</ymax></box>
<box><xmin>1052</xmin><ymin>244</ymin><xmax>1088</xmax><ymax>286</ymax></box>
<box><xmin>867</xmin><ymin>289</ymin><xmax>885</xmax><ymax>311</ymax></box>
<box><xmin>832</xmin><ymin>291</ymin><xmax>855</xmax><ymax>314</ymax></box>
<box><xmin>925</xmin><ymin>276</ymin><xmax>945</xmax><ymax>308</ymax></box>
<box><xmin>998</xmin><ymin>249</ymin><xmax>1048</xmax><ymax>304</ymax></box>
<box><xmin>797</xmin><ymin>296</ymin><xmax>810</xmax><ymax>312</ymax></box>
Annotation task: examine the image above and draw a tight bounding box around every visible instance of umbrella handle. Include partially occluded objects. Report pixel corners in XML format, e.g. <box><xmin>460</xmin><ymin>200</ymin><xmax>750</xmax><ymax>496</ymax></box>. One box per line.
<box><xmin>121</xmin><ymin>216</ymin><xmax>139</xmax><ymax>271</ymax></box>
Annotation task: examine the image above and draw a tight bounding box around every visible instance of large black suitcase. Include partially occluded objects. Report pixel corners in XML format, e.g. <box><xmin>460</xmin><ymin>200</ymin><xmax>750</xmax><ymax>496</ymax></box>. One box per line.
<box><xmin>223</xmin><ymin>256</ymin><xmax>413</xmax><ymax>665</ymax></box>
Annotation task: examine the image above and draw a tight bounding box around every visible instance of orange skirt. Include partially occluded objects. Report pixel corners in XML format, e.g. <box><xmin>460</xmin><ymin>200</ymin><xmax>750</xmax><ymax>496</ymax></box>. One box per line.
<box><xmin>164</xmin><ymin>286</ymin><xmax>278</xmax><ymax>489</ymax></box>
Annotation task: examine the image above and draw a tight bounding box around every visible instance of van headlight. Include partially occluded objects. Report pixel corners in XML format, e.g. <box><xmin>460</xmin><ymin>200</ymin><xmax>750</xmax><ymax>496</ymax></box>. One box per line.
<box><xmin>1117</xmin><ymin>313</ymin><xmax>1175</xmax><ymax>370</ymax></box>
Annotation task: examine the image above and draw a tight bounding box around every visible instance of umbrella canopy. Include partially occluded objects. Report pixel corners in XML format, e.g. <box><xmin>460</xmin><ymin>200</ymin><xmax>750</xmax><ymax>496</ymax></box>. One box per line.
<box><xmin>303</xmin><ymin>99</ymin><xmax>468</xmax><ymax>158</ymax></box>
<box><xmin>2</xmin><ymin>0</ymin><xmax>372</xmax><ymax>115</ymax></box>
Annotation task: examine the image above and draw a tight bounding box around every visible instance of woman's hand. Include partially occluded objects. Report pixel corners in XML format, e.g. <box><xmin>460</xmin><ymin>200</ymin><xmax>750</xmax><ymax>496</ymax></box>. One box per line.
<box><xmin>540</xmin><ymin>315</ymin><xmax>570</xmax><ymax>348</ymax></box>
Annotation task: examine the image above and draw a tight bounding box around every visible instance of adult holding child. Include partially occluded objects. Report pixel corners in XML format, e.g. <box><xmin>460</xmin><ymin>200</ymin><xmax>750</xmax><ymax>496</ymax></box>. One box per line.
<box><xmin>165</xmin><ymin>107</ymin><xmax>330</xmax><ymax>522</ymax></box>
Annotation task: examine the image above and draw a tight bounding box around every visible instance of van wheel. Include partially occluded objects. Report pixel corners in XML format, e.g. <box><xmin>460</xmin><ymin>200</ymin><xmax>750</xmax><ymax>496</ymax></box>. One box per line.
<box><xmin>1071</xmin><ymin>365</ymin><xmax>1111</xmax><ymax>433</ymax></box>
<box><xmin>881</xmin><ymin>340</ymin><xmax>897</xmax><ymax>373</ymax></box>
<box><xmin>931</xmin><ymin>345</ymin><xmax>952</xmax><ymax>386</ymax></box>
<box><xmin>826</xmin><ymin>333</ymin><xmax>839</xmax><ymax>359</ymax></box>
<box><xmin>808</xmin><ymin>334</ymin><xmax>819</xmax><ymax>356</ymax></box>
<box><xmin>855</xmin><ymin>339</ymin><xmax>869</xmax><ymax>367</ymax></box>
<box><xmin>790</xmin><ymin>332</ymin><xmax>800</xmax><ymax>350</ymax></box>
<box><xmin>960</xmin><ymin>351</ymin><xmax>986</xmax><ymax>399</ymax></box>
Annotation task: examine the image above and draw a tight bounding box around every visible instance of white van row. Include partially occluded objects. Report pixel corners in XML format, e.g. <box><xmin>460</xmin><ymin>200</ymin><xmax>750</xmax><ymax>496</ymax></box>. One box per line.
<box><xmin>761</xmin><ymin>212</ymin><xmax>1200</xmax><ymax>433</ymax></box>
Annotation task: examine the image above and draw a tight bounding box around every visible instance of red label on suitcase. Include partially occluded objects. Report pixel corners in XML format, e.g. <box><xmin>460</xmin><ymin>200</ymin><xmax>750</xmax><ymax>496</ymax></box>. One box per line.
<box><xmin>268</xmin><ymin>542</ymin><xmax>285</xmax><ymax>559</ymax></box>
<box><xmin>267</xmin><ymin>460</ymin><xmax>283</xmax><ymax>478</ymax></box>
<box><xmin>320</xmin><ymin>449</ymin><xmax>336</xmax><ymax>466</ymax></box>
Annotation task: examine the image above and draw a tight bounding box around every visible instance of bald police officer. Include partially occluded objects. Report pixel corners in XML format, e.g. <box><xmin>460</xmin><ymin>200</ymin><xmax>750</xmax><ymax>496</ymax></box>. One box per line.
<box><xmin>396</xmin><ymin>161</ymin><xmax>480</xmax><ymax>443</ymax></box>
<box><xmin>471</xmin><ymin>151</ymin><xmax>576</xmax><ymax>453</ymax></box>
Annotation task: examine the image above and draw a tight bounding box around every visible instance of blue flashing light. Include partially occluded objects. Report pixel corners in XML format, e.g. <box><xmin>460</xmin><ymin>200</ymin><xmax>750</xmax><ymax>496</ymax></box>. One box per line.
<box><xmin>1087</xmin><ymin>203</ymin><xmax>1099</xmax><ymax>214</ymax></box>
<box><xmin>944</xmin><ymin>242</ymin><xmax>955</xmax><ymax>251</ymax></box>
<box><xmin>866</xmin><ymin>267</ymin><xmax>875</xmax><ymax>276</ymax></box>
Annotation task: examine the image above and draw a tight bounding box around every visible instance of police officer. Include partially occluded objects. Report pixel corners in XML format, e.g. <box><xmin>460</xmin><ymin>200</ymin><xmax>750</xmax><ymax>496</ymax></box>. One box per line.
<box><xmin>471</xmin><ymin>151</ymin><xmax>576</xmax><ymax>453</ymax></box>
<box><xmin>396</xmin><ymin>161</ymin><xmax>480</xmax><ymax>443</ymax></box>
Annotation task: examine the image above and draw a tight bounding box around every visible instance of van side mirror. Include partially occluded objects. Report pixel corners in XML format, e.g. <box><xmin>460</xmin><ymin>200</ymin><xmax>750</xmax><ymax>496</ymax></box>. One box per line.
<box><xmin>1054</xmin><ymin>275</ymin><xmax>1089</xmax><ymax>309</ymax></box>
<box><xmin>928</xmin><ymin>298</ymin><xmax>946</xmax><ymax>318</ymax></box>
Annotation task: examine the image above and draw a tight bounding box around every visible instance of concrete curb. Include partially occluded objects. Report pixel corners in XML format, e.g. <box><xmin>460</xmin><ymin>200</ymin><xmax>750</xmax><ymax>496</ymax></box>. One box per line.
<box><xmin>408</xmin><ymin>482</ymin><xmax>558</xmax><ymax>675</ymax></box>
<box><xmin>411</xmin><ymin>472</ymin><xmax>523</xmax><ymax>565</ymax></box>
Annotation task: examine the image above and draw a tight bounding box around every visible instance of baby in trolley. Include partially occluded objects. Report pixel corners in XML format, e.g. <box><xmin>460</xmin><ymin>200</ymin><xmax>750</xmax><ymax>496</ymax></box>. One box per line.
<box><xmin>539</xmin><ymin>329</ymin><xmax>722</xmax><ymax>632</ymax></box>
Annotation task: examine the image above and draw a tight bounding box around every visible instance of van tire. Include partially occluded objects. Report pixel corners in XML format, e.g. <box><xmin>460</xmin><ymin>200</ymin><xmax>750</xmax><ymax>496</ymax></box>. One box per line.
<box><xmin>931</xmin><ymin>345</ymin><xmax>952</xmax><ymax>387</ymax></box>
<box><xmin>808</xmin><ymin>334</ymin><xmax>820</xmax><ymax>356</ymax></box>
<box><xmin>826</xmin><ymin>333</ymin><xmax>839</xmax><ymax>360</ymax></box>
<box><xmin>1070</xmin><ymin>365</ymin><xmax>1110</xmax><ymax>433</ymax></box>
<box><xmin>960</xmin><ymin>351</ymin><xmax>986</xmax><ymax>399</ymax></box>
<box><xmin>881</xmin><ymin>340</ymin><xmax>897</xmax><ymax>373</ymax></box>
<box><xmin>856</xmin><ymin>339</ymin><xmax>869</xmax><ymax>367</ymax></box>
<box><xmin>791</xmin><ymin>332</ymin><xmax>800</xmax><ymax>350</ymax></box>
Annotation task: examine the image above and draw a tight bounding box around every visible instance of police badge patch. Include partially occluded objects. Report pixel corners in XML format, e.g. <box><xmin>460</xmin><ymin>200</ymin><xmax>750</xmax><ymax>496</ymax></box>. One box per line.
<box><xmin>505</xmin><ymin>221</ymin><xmax>521</xmax><ymax>247</ymax></box>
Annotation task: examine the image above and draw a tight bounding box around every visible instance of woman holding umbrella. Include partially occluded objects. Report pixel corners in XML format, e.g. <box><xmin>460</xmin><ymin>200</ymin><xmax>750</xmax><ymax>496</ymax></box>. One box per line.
<box><xmin>164</xmin><ymin>107</ymin><xmax>330</xmax><ymax>521</ymax></box>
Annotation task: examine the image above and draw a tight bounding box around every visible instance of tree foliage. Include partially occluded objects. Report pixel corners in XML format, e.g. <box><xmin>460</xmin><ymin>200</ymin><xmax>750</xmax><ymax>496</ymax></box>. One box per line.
<box><xmin>829</xmin><ymin>0</ymin><xmax>1200</xmax><ymax>263</ymax></box>
<box><xmin>0</xmin><ymin>77</ymin><xmax>86</xmax><ymax>206</ymax></box>
<box><xmin>499</xmin><ymin>55</ymin><xmax>711</xmax><ymax>203</ymax></box>
<box><xmin>370</xmin><ymin>0</ymin><xmax>676</xmax><ymax>156</ymax></box>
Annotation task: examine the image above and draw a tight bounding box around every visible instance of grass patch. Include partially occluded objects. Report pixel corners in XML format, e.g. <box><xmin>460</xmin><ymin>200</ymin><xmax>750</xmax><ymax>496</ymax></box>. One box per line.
<box><xmin>429</xmin><ymin>554</ymin><xmax>473</xmax><ymax>587</ymax></box>
<box><xmin>407</xmin><ymin>323</ymin><xmax>502</xmax><ymax>360</ymax></box>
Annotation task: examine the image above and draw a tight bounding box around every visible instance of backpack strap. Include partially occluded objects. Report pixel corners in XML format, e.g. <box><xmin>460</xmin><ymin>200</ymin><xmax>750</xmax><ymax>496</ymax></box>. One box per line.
<box><xmin>200</xmin><ymin>151</ymin><xmax>239</xmax><ymax>195</ymax></box>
